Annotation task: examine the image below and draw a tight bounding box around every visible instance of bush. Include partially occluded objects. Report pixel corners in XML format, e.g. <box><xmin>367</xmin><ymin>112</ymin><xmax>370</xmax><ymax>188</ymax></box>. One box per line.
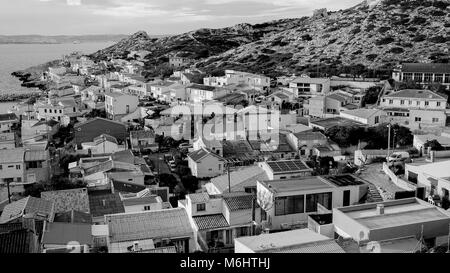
<box><xmin>429</xmin><ymin>36</ymin><xmax>447</xmax><ymax>43</ymax></box>
<box><xmin>375</xmin><ymin>36</ymin><xmax>395</xmax><ymax>46</ymax></box>
<box><xmin>301</xmin><ymin>34</ymin><xmax>313</xmax><ymax>41</ymax></box>
<box><xmin>389</xmin><ymin>47</ymin><xmax>404</xmax><ymax>54</ymax></box>
<box><xmin>410</xmin><ymin>17</ymin><xmax>427</xmax><ymax>25</ymax></box>
<box><xmin>366</xmin><ymin>54</ymin><xmax>378</xmax><ymax>61</ymax></box>
<box><xmin>412</xmin><ymin>35</ymin><xmax>426</xmax><ymax>42</ymax></box>
<box><xmin>350</xmin><ymin>27</ymin><xmax>361</xmax><ymax>35</ymax></box>
<box><xmin>378</xmin><ymin>26</ymin><xmax>391</xmax><ymax>33</ymax></box>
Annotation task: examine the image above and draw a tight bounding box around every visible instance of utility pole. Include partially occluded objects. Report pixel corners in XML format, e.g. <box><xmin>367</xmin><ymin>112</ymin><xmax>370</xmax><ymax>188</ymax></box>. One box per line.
<box><xmin>387</xmin><ymin>124</ymin><xmax>391</xmax><ymax>159</ymax></box>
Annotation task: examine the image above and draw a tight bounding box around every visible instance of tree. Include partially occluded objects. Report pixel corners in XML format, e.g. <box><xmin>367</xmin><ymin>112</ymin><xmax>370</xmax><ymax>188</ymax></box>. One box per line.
<box><xmin>424</xmin><ymin>139</ymin><xmax>445</xmax><ymax>151</ymax></box>
<box><xmin>159</xmin><ymin>173</ymin><xmax>179</xmax><ymax>192</ymax></box>
<box><xmin>181</xmin><ymin>175</ymin><xmax>199</xmax><ymax>193</ymax></box>
<box><xmin>361</xmin><ymin>86</ymin><xmax>382</xmax><ymax>106</ymax></box>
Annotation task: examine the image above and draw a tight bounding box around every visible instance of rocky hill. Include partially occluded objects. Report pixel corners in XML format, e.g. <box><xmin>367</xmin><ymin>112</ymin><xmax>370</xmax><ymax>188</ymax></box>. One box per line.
<box><xmin>92</xmin><ymin>0</ymin><xmax>449</xmax><ymax>78</ymax></box>
<box><xmin>195</xmin><ymin>0</ymin><xmax>450</xmax><ymax>77</ymax></box>
<box><xmin>90</xmin><ymin>18</ymin><xmax>307</xmax><ymax>65</ymax></box>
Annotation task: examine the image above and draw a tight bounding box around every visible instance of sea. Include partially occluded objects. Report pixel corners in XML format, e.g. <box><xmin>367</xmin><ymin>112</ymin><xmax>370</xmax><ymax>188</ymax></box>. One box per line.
<box><xmin>0</xmin><ymin>42</ymin><xmax>114</xmax><ymax>114</ymax></box>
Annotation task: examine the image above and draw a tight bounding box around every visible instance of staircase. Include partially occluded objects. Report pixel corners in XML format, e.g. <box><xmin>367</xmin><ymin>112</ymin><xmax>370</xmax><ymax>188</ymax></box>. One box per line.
<box><xmin>367</xmin><ymin>184</ymin><xmax>384</xmax><ymax>203</ymax></box>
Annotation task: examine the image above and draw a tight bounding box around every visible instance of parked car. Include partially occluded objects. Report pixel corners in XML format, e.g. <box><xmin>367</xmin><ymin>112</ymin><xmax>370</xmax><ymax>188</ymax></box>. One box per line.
<box><xmin>387</xmin><ymin>152</ymin><xmax>410</xmax><ymax>163</ymax></box>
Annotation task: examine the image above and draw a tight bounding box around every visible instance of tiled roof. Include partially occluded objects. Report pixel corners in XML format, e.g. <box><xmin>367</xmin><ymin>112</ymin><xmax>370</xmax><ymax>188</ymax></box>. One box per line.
<box><xmin>384</xmin><ymin>89</ymin><xmax>447</xmax><ymax>100</ymax></box>
<box><xmin>88</xmin><ymin>191</ymin><xmax>124</xmax><ymax>218</ymax></box>
<box><xmin>188</xmin><ymin>147</ymin><xmax>223</xmax><ymax>162</ymax></box>
<box><xmin>83</xmin><ymin>160</ymin><xmax>114</xmax><ymax>176</ymax></box>
<box><xmin>401</xmin><ymin>63</ymin><xmax>450</xmax><ymax>74</ymax></box>
<box><xmin>0</xmin><ymin>197</ymin><xmax>54</xmax><ymax>224</ymax></box>
<box><xmin>54</xmin><ymin>210</ymin><xmax>92</xmax><ymax>224</ymax></box>
<box><xmin>193</xmin><ymin>214</ymin><xmax>230</xmax><ymax>230</ymax></box>
<box><xmin>0</xmin><ymin>113</ymin><xmax>18</xmax><ymax>122</ymax></box>
<box><xmin>208</xmin><ymin>166</ymin><xmax>268</xmax><ymax>193</ymax></box>
<box><xmin>0</xmin><ymin>222</ymin><xmax>24</xmax><ymax>234</ymax></box>
<box><xmin>0</xmin><ymin>229</ymin><xmax>34</xmax><ymax>253</ymax></box>
<box><xmin>188</xmin><ymin>84</ymin><xmax>217</xmax><ymax>91</ymax></box>
<box><xmin>188</xmin><ymin>192</ymin><xmax>210</xmax><ymax>203</ymax></box>
<box><xmin>223</xmin><ymin>193</ymin><xmax>255</xmax><ymax>211</ymax></box>
<box><xmin>74</xmin><ymin>117</ymin><xmax>126</xmax><ymax>129</ymax></box>
<box><xmin>122</xmin><ymin>196</ymin><xmax>159</xmax><ymax>207</ymax></box>
<box><xmin>42</xmin><ymin>222</ymin><xmax>92</xmax><ymax>246</ymax></box>
<box><xmin>259</xmin><ymin>239</ymin><xmax>345</xmax><ymax>253</ymax></box>
<box><xmin>291</xmin><ymin>77</ymin><xmax>330</xmax><ymax>85</ymax></box>
<box><xmin>41</xmin><ymin>188</ymin><xmax>90</xmax><ymax>214</ymax></box>
<box><xmin>24</xmin><ymin>149</ymin><xmax>48</xmax><ymax>162</ymax></box>
<box><xmin>293</xmin><ymin>130</ymin><xmax>327</xmax><ymax>141</ymax></box>
<box><xmin>106</xmin><ymin>208</ymin><xmax>193</xmax><ymax>243</ymax></box>
<box><xmin>327</xmin><ymin>93</ymin><xmax>349</xmax><ymax>102</ymax></box>
<box><xmin>93</xmin><ymin>134</ymin><xmax>118</xmax><ymax>145</ymax></box>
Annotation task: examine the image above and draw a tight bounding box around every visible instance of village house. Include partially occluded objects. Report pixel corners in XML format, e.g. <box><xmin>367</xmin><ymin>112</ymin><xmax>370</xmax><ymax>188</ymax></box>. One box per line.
<box><xmin>169</xmin><ymin>55</ymin><xmax>193</xmax><ymax>68</ymax></box>
<box><xmin>21</xmin><ymin>119</ymin><xmax>60</xmax><ymax>143</ymax></box>
<box><xmin>0</xmin><ymin>148</ymin><xmax>50</xmax><ymax>186</ymax></box>
<box><xmin>74</xmin><ymin>117</ymin><xmax>127</xmax><ymax>147</ymax></box>
<box><xmin>41</xmin><ymin>222</ymin><xmax>93</xmax><ymax>253</ymax></box>
<box><xmin>0</xmin><ymin>196</ymin><xmax>55</xmax><ymax>224</ymax></box>
<box><xmin>413</xmin><ymin>134</ymin><xmax>450</xmax><ymax>154</ymax></box>
<box><xmin>380</xmin><ymin>89</ymin><xmax>447</xmax><ymax>130</ymax></box>
<box><xmin>288</xmin><ymin>76</ymin><xmax>331</xmax><ymax>98</ymax></box>
<box><xmin>204</xmin><ymin>70</ymin><xmax>270</xmax><ymax>91</ymax></box>
<box><xmin>179</xmin><ymin>192</ymin><xmax>260</xmax><ymax>253</ymax></box>
<box><xmin>129</xmin><ymin>130</ymin><xmax>157</xmax><ymax>152</ymax></box>
<box><xmin>333</xmin><ymin>198</ymin><xmax>450</xmax><ymax>250</ymax></box>
<box><xmin>193</xmin><ymin>137</ymin><xmax>224</xmax><ymax>157</ymax></box>
<box><xmin>120</xmin><ymin>192</ymin><xmax>165</xmax><ymax>213</ymax></box>
<box><xmin>105</xmin><ymin>208</ymin><xmax>195</xmax><ymax>253</ymax></box>
<box><xmin>392</xmin><ymin>63</ymin><xmax>450</xmax><ymax>90</ymax></box>
<box><xmin>0</xmin><ymin>222</ymin><xmax>41</xmax><ymax>253</ymax></box>
<box><xmin>104</xmin><ymin>92</ymin><xmax>139</xmax><ymax>121</ymax></box>
<box><xmin>186</xmin><ymin>84</ymin><xmax>229</xmax><ymax>103</ymax></box>
<box><xmin>0</xmin><ymin>113</ymin><xmax>19</xmax><ymax>133</ymax></box>
<box><xmin>286</xmin><ymin>130</ymin><xmax>328</xmax><ymax>157</ymax></box>
<box><xmin>34</xmin><ymin>97</ymin><xmax>80</xmax><ymax>125</ymax></box>
<box><xmin>187</xmin><ymin>147</ymin><xmax>226</xmax><ymax>178</ymax></box>
<box><xmin>404</xmin><ymin>160</ymin><xmax>450</xmax><ymax>200</ymax></box>
<box><xmin>88</xmin><ymin>189</ymin><xmax>124</xmax><ymax>224</ymax></box>
<box><xmin>0</xmin><ymin>133</ymin><xmax>16</xmax><ymax>149</ymax></box>
<box><xmin>340</xmin><ymin>108</ymin><xmax>385</xmax><ymax>126</ymax></box>
<box><xmin>81</xmin><ymin>134</ymin><xmax>125</xmax><ymax>155</ymax></box>
<box><xmin>205</xmin><ymin>166</ymin><xmax>269</xmax><ymax>195</ymax></box>
<box><xmin>303</xmin><ymin>93</ymin><xmax>353</xmax><ymax>118</ymax></box>
<box><xmin>256</xmin><ymin>174</ymin><xmax>368</xmax><ymax>231</ymax></box>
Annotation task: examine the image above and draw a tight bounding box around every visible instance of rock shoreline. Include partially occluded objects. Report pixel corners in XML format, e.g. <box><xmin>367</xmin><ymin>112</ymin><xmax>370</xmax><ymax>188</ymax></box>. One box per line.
<box><xmin>11</xmin><ymin>59</ymin><xmax>61</xmax><ymax>91</ymax></box>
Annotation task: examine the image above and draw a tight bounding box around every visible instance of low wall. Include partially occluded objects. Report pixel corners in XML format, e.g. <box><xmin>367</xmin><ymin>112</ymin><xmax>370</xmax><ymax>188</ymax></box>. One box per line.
<box><xmin>382</xmin><ymin>162</ymin><xmax>417</xmax><ymax>191</ymax></box>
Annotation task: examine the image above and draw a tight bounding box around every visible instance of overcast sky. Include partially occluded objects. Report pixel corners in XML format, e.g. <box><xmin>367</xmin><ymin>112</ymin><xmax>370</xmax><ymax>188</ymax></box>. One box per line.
<box><xmin>0</xmin><ymin>0</ymin><xmax>362</xmax><ymax>35</ymax></box>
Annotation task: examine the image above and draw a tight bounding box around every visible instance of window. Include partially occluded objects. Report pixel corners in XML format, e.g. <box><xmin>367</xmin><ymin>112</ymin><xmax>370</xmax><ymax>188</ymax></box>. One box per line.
<box><xmin>197</xmin><ymin>203</ymin><xmax>206</xmax><ymax>212</ymax></box>
<box><xmin>16</xmin><ymin>165</ymin><xmax>20</xmax><ymax>170</ymax></box>
<box><xmin>49</xmin><ymin>109</ymin><xmax>52</xmax><ymax>113</ymax></box>
<box><xmin>409</xmin><ymin>100</ymin><xmax>412</xmax><ymax>105</ymax></box>
<box><xmin>444</xmin><ymin>74</ymin><xmax>450</xmax><ymax>84</ymax></box>
<box><xmin>437</xmin><ymin>102</ymin><xmax>441</xmax><ymax>107</ymax></box>
<box><xmin>403</xmin><ymin>73</ymin><xmax>412</xmax><ymax>81</ymax></box>
<box><xmin>275</xmin><ymin>195</ymin><xmax>304</xmax><ymax>216</ymax></box>
<box><xmin>425</xmin><ymin>101</ymin><xmax>429</xmax><ymax>106</ymax></box>
<box><xmin>375</xmin><ymin>116</ymin><xmax>379</xmax><ymax>124</ymax></box>
<box><xmin>389</xmin><ymin>100</ymin><xmax>393</xmax><ymax>104</ymax></box>
<box><xmin>44</xmin><ymin>109</ymin><xmax>47</xmax><ymax>113</ymax></box>
<box><xmin>415</xmin><ymin>117</ymin><xmax>422</xmax><ymax>122</ymax></box>
<box><xmin>144</xmin><ymin>206</ymin><xmax>151</xmax><ymax>211</ymax></box>
<box><xmin>413</xmin><ymin>73</ymin><xmax>423</xmax><ymax>82</ymax></box>
<box><xmin>17</xmin><ymin>178</ymin><xmax>22</xmax><ymax>183</ymax></box>
<box><xmin>400</xmin><ymin>100</ymin><xmax>404</xmax><ymax>105</ymax></box>
<box><xmin>8</xmin><ymin>165</ymin><xmax>14</xmax><ymax>168</ymax></box>
<box><xmin>59</xmin><ymin>110</ymin><xmax>62</xmax><ymax>114</ymax></box>
<box><xmin>424</xmin><ymin>73</ymin><xmax>433</xmax><ymax>82</ymax></box>
<box><xmin>0</xmin><ymin>165</ymin><xmax>2</xmax><ymax>170</ymax></box>
<box><xmin>306</xmin><ymin>192</ymin><xmax>333</xmax><ymax>212</ymax></box>
<box><xmin>432</xmin><ymin>118</ymin><xmax>439</xmax><ymax>123</ymax></box>
<box><xmin>435</xmin><ymin>74</ymin><xmax>443</xmax><ymax>83</ymax></box>
<box><xmin>416</xmin><ymin>101</ymin><xmax>420</xmax><ymax>106</ymax></box>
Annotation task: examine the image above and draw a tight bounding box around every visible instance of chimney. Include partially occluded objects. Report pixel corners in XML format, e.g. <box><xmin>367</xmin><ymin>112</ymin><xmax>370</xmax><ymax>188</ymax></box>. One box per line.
<box><xmin>376</xmin><ymin>204</ymin><xmax>384</xmax><ymax>215</ymax></box>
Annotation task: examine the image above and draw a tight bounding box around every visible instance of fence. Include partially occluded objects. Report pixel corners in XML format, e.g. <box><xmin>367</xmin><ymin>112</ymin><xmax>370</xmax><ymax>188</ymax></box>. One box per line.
<box><xmin>382</xmin><ymin>162</ymin><xmax>417</xmax><ymax>191</ymax></box>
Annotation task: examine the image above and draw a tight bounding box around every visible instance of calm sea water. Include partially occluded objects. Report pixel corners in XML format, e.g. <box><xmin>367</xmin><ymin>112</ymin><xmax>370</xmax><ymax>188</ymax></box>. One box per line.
<box><xmin>0</xmin><ymin>42</ymin><xmax>113</xmax><ymax>113</ymax></box>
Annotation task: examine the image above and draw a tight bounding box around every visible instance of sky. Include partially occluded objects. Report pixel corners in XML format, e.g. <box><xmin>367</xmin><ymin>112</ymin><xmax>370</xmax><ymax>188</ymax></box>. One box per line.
<box><xmin>0</xmin><ymin>0</ymin><xmax>362</xmax><ymax>36</ymax></box>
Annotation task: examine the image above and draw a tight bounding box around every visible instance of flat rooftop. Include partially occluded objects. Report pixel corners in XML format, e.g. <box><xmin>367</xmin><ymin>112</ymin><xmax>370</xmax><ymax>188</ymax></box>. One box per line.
<box><xmin>336</xmin><ymin>198</ymin><xmax>450</xmax><ymax>230</ymax></box>
<box><xmin>310</xmin><ymin>117</ymin><xmax>365</xmax><ymax>130</ymax></box>
<box><xmin>260</xmin><ymin>177</ymin><xmax>333</xmax><ymax>193</ymax></box>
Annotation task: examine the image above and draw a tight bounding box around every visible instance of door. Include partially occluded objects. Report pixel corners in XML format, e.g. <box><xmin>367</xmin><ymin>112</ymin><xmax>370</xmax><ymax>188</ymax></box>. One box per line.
<box><xmin>343</xmin><ymin>190</ymin><xmax>350</xmax><ymax>207</ymax></box>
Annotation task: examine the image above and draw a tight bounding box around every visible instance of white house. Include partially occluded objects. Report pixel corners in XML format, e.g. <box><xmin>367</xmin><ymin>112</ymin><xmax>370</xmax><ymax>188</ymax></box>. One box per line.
<box><xmin>289</xmin><ymin>76</ymin><xmax>331</xmax><ymax>98</ymax></box>
<box><xmin>81</xmin><ymin>134</ymin><xmax>125</xmax><ymax>155</ymax></box>
<box><xmin>187</xmin><ymin>147</ymin><xmax>225</xmax><ymax>178</ymax></box>
<box><xmin>104</xmin><ymin>92</ymin><xmax>139</xmax><ymax>121</ymax></box>
<box><xmin>340</xmin><ymin>108</ymin><xmax>385</xmax><ymax>126</ymax></box>
<box><xmin>0</xmin><ymin>113</ymin><xmax>19</xmax><ymax>133</ymax></box>
<box><xmin>379</xmin><ymin>89</ymin><xmax>447</xmax><ymax>130</ymax></box>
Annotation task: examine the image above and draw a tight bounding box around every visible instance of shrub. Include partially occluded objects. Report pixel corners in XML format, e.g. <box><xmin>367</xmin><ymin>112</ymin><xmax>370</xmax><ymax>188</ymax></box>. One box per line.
<box><xmin>410</xmin><ymin>17</ymin><xmax>427</xmax><ymax>25</ymax></box>
<box><xmin>301</xmin><ymin>34</ymin><xmax>313</xmax><ymax>41</ymax></box>
<box><xmin>375</xmin><ymin>36</ymin><xmax>395</xmax><ymax>45</ymax></box>
<box><xmin>328</xmin><ymin>38</ymin><xmax>337</xmax><ymax>44</ymax></box>
<box><xmin>350</xmin><ymin>27</ymin><xmax>361</xmax><ymax>35</ymax></box>
<box><xmin>389</xmin><ymin>47</ymin><xmax>404</xmax><ymax>54</ymax></box>
<box><xmin>366</xmin><ymin>54</ymin><xmax>378</xmax><ymax>61</ymax></box>
<box><xmin>412</xmin><ymin>35</ymin><xmax>426</xmax><ymax>42</ymax></box>
<box><xmin>365</xmin><ymin>24</ymin><xmax>376</xmax><ymax>32</ymax></box>
<box><xmin>378</xmin><ymin>26</ymin><xmax>391</xmax><ymax>33</ymax></box>
<box><xmin>429</xmin><ymin>36</ymin><xmax>447</xmax><ymax>43</ymax></box>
